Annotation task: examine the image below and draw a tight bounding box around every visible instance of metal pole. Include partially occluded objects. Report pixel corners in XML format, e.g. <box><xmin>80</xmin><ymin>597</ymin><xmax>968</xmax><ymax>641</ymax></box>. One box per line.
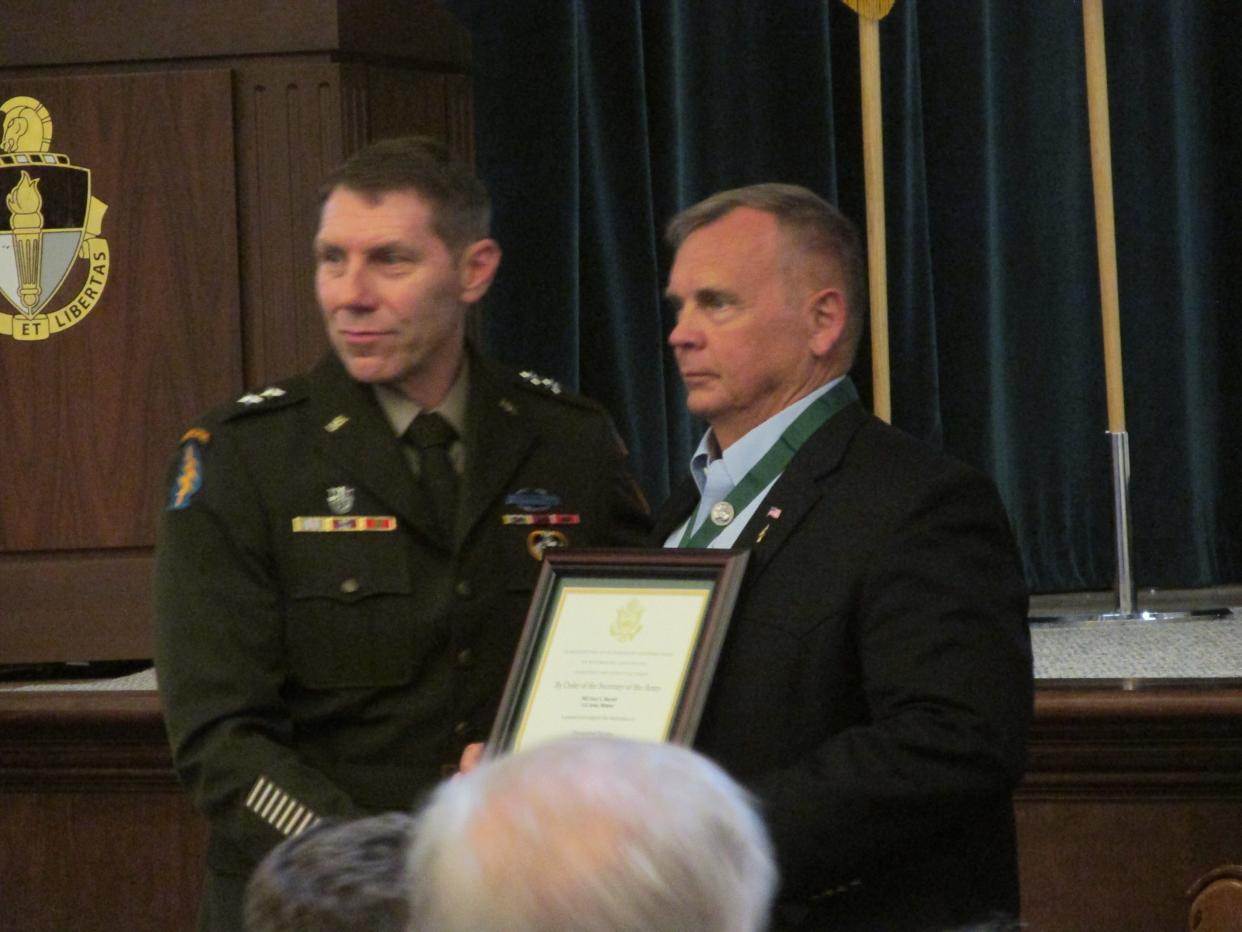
<box><xmin>1108</xmin><ymin>431</ymin><xmax>1136</xmax><ymax>614</ymax></box>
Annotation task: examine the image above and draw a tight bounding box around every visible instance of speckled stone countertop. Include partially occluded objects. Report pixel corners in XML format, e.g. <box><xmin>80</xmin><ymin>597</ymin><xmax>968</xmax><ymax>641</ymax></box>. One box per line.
<box><xmin>1031</xmin><ymin>610</ymin><xmax>1242</xmax><ymax>682</ymax></box>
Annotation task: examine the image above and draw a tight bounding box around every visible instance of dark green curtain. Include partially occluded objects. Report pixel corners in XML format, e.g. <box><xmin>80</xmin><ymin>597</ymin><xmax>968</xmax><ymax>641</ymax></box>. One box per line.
<box><xmin>444</xmin><ymin>0</ymin><xmax>1241</xmax><ymax>593</ymax></box>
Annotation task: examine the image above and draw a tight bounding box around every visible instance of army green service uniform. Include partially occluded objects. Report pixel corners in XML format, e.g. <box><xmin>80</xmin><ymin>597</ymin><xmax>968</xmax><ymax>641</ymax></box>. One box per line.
<box><xmin>153</xmin><ymin>349</ymin><xmax>651</xmax><ymax>930</ymax></box>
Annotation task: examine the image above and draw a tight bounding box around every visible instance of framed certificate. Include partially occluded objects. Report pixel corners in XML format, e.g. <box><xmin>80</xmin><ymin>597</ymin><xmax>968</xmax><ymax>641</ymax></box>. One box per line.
<box><xmin>486</xmin><ymin>548</ymin><xmax>749</xmax><ymax>757</ymax></box>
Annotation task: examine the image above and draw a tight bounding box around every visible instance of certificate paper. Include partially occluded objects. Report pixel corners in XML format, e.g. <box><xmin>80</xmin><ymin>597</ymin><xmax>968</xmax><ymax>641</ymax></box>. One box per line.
<box><xmin>488</xmin><ymin>549</ymin><xmax>749</xmax><ymax>755</ymax></box>
<box><xmin>512</xmin><ymin>580</ymin><xmax>710</xmax><ymax>751</ymax></box>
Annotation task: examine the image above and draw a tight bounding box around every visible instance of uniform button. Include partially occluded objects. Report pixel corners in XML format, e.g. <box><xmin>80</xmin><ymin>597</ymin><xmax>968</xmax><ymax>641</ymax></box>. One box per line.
<box><xmin>453</xmin><ymin>720</ymin><xmax>470</xmax><ymax>736</ymax></box>
<box><xmin>456</xmin><ymin>648</ymin><xmax>474</xmax><ymax>668</ymax></box>
<box><xmin>440</xmin><ymin>763</ymin><xmax>458</xmax><ymax>777</ymax></box>
<box><xmin>339</xmin><ymin>577</ymin><xmax>359</xmax><ymax>594</ymax></box>
<box><xmin>454</xmin><ymin>579</ymin><xmax>473</xmax><ymax>599</ymax></box>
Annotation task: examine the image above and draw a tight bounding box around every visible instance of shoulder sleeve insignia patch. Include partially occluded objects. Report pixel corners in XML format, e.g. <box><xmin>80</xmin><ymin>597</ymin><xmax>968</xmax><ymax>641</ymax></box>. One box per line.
<box><xmin>168</xmin><ymin>439</ymin><xmax>204</xmax><ymax>510</ymax></box>
<box><xmin>179</xmin><ymin>427</ymin><xmax>211</xmax><ymax>445</ymax></box>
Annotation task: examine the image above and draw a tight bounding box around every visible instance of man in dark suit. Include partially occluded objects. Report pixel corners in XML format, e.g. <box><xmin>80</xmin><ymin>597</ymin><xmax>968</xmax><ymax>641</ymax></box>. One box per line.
<box><xmin>153</xmin><ymin>137</ymin><xmax>651</xmax><ymax>931</ymax></box>
<box><xmin>654</xmin><ymin>183</ymin><xmax>1033</xmax><ymax>931</ymax></box>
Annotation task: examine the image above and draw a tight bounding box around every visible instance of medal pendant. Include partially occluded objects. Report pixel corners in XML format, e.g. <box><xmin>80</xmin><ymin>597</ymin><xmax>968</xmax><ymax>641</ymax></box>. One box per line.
<box><xmin>709</xmin><ymin>501</ymin><xmax>735</xmax><ymax>527</ymax></box>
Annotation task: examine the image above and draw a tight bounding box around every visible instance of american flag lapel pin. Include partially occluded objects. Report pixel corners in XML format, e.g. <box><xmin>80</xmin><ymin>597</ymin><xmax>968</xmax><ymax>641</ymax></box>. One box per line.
<box><xmin>755</xmin><ymin>506</ymin><xmax>782</xmax><ymax>544</ymax></box>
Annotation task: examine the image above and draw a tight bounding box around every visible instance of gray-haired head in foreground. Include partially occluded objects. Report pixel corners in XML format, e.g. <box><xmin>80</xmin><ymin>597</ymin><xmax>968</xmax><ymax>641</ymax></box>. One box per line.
<box><xmin>406</xmin><ymin>736</ymin><xmax>777</xmax><ymax>932</ymax></box>
<box><xmin>318</xmin><ymin>135</ymin><xmax>491</xmax><ymax>256</ymax></box>
<box><xmin>666</xmin><ymin>182</ymin><xmax>867</xmax><ymax>369</ymax></box>
<box><xmin>244</xmin><ymin>812</ymin><xmax>414</xmax><ymax>932</ymax></box>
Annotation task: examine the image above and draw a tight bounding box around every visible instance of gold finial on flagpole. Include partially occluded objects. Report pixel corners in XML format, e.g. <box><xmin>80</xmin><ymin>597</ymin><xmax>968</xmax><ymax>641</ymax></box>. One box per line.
<box><xmin>841</xmin><ymin>0</ymin><xmax>895</xmax><ymax>21</ymax></box>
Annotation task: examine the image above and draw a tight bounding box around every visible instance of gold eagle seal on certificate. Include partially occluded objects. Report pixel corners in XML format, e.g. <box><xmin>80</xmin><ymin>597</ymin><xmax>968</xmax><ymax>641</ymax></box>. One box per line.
<box><xmin>1</xmin><ymin>96</ymin><xmax>110</xmax><ymax>342</ymax></box>
<box><xmin>609</xmin><ymin>598</ymin><xmax>645</xmax><ymax>643</ymax></box>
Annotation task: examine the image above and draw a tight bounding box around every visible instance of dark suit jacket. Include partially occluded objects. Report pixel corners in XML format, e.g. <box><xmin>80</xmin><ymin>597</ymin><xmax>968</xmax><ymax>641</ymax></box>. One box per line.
<box><xmin>652</xmin><ymin>401</ymin><xmax>1032</xmax><ymax>932</ymax></box>
<box><xmin>154</xmin><ymin>349</ymin><xmax>651</xmax><ymax>930</ymax></box>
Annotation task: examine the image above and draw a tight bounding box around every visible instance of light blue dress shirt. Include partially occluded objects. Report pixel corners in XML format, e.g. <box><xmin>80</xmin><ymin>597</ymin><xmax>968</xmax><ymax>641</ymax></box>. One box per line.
<box><xmin>664</xmin><ymin>376</ymin><xmax>844</xmax><ymax>548</ymax></box>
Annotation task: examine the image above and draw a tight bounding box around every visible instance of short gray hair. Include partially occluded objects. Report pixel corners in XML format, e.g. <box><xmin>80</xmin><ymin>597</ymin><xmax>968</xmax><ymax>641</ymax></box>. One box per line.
<box><xmin>406</xmin><ymin>737</ymin><xmax>777</xmax><ymax>932</ymax></box>
<box><xmin>244</xmin><ymin>812</ymin><xmax>415</xmax><ymax>932</ymax></box>
<box><xmin>666</xmin><ymin>183</ymin><xmax>866</xmax><ymax>367</ymax></box>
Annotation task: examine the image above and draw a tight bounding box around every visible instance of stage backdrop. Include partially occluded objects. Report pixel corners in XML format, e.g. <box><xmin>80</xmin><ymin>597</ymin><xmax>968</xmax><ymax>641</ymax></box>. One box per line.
<box><xmin>445</xmin><ymin>0</ymin><xmax>1241</xmax><ymax>594</ymax></box>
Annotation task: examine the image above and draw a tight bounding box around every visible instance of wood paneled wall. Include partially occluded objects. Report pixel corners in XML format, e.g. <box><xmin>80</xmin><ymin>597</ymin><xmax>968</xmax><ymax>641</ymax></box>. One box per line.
<box><xmin>0</xmin><ymin>2</ymin><xmax>471</xmax><ymax>665</ymax></box>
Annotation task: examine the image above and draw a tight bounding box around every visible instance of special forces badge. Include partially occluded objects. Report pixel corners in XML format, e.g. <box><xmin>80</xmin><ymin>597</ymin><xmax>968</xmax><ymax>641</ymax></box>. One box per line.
<box><xmin>0</xmin><ymin>96</ymin><xmax>110</xmax><ymax>342</ymax></box>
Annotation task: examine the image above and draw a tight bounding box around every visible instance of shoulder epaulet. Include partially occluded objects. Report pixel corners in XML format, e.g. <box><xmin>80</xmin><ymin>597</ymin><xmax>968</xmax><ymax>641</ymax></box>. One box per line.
<box><xmin>517</xmin><ymin>370</ymin><xmax>564</xmax><ymax>395</ymax></box>
<box><xmin>511</xmin><ymin>369</ymin><xmax>600</xmax><ymax>412</ymax></box>
<box><xmin>165</xmin><ymin>379</ymin><xmax>306</xmax><ymax>511</ymax></box>
<box><xmin>219</xmin><ymin>381</ymin><xmax>308</xmax><ymax>422</ymax></box>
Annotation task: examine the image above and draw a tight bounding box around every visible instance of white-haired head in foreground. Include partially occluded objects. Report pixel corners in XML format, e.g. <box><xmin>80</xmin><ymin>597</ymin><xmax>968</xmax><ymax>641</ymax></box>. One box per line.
<box><xmin>406</xmin><ymin>736</ymin><xmax>777</xmax><ymax>932</ymax></box>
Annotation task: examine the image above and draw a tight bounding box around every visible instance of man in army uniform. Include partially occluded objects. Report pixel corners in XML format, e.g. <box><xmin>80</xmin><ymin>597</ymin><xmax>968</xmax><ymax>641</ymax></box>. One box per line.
<box><xmin>153</xmin><ymin>137</ymin><xmax>651</xmax><ymax>931</ymax></box>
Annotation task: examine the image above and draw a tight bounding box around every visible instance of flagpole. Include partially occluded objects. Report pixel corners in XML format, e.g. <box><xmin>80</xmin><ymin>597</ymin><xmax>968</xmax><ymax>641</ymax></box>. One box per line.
<box><xmin>842</xmin><ymin>0</ymin><xmax>897</xmax><ymax>423</ymax></box>
<box><xmin>858</xmin><ymin>14</ymin><xmax>890</xmax><ymax>423</ymax></box>
<box><xmin>1081</xmin><ymin>0</ymin><xmax>1138</xmax><ymax>615</ymax></box>
<box><xmin>1038</xmin><ymin>0</ymin><xmax>1230</xmax><ymax>623</ymax></box>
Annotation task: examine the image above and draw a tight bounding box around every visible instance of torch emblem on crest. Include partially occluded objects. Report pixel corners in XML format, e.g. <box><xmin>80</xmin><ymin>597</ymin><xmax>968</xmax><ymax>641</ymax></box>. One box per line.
<box><xmin>7</xmin><ymin>169</ymin><xmax>43</xmax><ymax>312</ymax></box>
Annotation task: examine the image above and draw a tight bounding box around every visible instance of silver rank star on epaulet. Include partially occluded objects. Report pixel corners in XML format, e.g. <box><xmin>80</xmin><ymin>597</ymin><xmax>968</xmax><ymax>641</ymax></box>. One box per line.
<box><xmin>237</xmin><ymin>386</ymin><xmax>288</xmax><ymax>405</ymax></box>
<box><xmin>518</xmin><ymin>370</ymin><xmax>563</xmax><ymax>394</ymax></box>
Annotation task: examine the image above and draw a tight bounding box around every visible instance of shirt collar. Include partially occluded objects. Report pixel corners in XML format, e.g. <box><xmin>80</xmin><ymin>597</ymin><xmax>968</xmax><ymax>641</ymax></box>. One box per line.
<box><xmin>688</xmin><ymin>376</ymin><xmax>844</xmax><ymax>494</ymax></box>
<box><xmin>372</xmin><ymin>356</ymin><xmax>471</xmax><ymax>440</ymax></box>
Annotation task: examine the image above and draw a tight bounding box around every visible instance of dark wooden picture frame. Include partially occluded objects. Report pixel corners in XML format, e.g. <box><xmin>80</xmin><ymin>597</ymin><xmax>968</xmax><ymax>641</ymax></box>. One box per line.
<box><xmin>486</xmin><ymin>548</ymin><xmax>749</xmax><ymax>757</ymax></box>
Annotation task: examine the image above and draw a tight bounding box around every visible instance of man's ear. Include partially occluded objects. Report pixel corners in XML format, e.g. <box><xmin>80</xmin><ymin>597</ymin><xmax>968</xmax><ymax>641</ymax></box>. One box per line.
<box><xmin>457</xmin><ymin>238</ymin><xmax>502</xmax><ymax>303</ymax></box>
<box><xmin>806</xmin><ymin>287</ymin><xmax>847</xmax><ymax>359</ymax></box>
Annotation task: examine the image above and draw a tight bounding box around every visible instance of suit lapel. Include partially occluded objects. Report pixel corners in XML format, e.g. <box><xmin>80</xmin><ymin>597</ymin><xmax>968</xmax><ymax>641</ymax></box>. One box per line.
<box><xmin>301</xmin><ymin>355</ymin><xmax>444</xmax><ymax>546</ymax></box>
<box><xmin>458</xmin><ymin>355</ymin><xmax>537</xmax><ymax>542</ymax></box>
<box><xmin>653</xmin><ymin>402</ymin><xmax>869</xmax><ymax>575</ymax></box>
<box><xmin>734</xmin><ymin>402</ymin><xmax>867</xmax><ymax>577</ymax></box>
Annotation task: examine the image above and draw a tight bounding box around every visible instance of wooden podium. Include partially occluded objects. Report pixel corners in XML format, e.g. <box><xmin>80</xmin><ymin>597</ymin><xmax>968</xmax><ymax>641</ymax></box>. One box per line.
<box><xmin>0</xmin><ymin>0</ymin><xmax>472</xmax><ymax>665</ymax></box>
<box><xmin>5</xmin><ymin>683</ymin><xmax>1242</xmax><ymax>931</ymax></box>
